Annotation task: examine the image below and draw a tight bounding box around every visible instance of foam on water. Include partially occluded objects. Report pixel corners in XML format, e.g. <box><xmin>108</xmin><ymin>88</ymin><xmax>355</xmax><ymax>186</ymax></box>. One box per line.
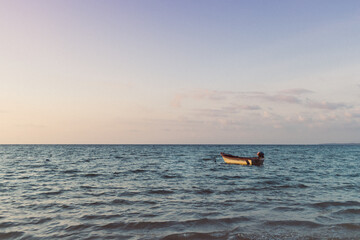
<box><xmin>0</xmin><ymin>144</ymin><xmax>359</xmax><ymax>239</ymax></box>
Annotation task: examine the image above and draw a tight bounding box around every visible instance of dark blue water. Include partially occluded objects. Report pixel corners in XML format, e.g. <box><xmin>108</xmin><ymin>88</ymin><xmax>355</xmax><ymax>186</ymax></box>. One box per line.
<box><xmin>0</xmin><ymin>145</ymin><xmax>359</xmax><ymax>239</ymax></box>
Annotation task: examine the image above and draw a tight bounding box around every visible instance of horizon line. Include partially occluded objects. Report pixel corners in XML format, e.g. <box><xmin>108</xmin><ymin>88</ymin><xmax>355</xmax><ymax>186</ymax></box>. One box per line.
<box><xmin>0</xmin><ymin>143</ymin><xmax>359</xmax><ymax>146</ymax></box>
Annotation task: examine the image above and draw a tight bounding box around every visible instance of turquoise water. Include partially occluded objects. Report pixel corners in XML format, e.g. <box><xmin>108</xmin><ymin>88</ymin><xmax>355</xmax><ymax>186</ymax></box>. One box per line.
<box><xmin>0</xmin><ymin>145</ymin><xmax>359</xmax><ymax>239</ymax></box>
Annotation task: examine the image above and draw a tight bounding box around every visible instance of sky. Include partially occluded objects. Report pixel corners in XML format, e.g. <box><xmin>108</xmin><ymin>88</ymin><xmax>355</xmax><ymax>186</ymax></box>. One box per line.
<box><xmin>1</xmin><ymin>0</ymin><xmax>360</xmax><ymax>144</ymax></box>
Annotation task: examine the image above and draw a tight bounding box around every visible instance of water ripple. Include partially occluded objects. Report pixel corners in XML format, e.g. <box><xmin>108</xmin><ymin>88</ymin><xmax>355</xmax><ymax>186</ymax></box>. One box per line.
<box><xmin>0</xmin><ymin>144</ymin><xmax>359</xmax><ymax>239</ymax></box>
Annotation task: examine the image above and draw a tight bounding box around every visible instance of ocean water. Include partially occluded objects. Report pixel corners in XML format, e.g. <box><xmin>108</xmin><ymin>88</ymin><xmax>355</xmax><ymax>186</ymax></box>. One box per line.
<box><xmin>0</xmin><ymin>144</ymin><xmax>359</xmax><ymax>240</ymax></box>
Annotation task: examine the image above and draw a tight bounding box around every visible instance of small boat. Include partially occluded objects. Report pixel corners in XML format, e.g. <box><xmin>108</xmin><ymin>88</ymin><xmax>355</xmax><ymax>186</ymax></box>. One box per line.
<box><xmin>220</xmin><ymin>152</ymin><xmax>264</xmax><ymax>166</ymax></box>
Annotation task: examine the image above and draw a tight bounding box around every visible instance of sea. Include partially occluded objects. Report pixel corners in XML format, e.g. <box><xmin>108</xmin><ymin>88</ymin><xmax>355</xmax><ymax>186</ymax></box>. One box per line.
<box><xmin>0</xmin><ymin>144</ymin><xmax>359</xmax><ymax>240</ymax></box>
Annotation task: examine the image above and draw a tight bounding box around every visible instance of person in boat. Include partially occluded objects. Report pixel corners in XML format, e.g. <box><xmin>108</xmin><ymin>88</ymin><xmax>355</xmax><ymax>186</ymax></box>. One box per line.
<box><xmin>257</xmin><ymin>152</ymin><xmax>264</xmax><ymax>159</ymax></box>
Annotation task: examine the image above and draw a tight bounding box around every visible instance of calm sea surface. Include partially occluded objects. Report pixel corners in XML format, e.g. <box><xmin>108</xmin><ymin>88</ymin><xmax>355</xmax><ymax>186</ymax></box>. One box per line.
<box><xmin>0</xmin><ymin>145</ymin><xmax>359</xmax><ymax>239</ymax></box>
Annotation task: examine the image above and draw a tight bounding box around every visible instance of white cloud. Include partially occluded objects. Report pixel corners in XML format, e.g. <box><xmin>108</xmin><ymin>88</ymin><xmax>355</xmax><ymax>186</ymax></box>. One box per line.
<box><xmin>305</xmin><ymin>99</ymin><xmax>349</xmax><ymax>110</ymax></box>
<box><xmin>279</xmin><ymin>88</ymin><xmax>313</xmax><ymax>95</ymax></box>
<box><xmin>262</xmin><ymin>94</ymin><xmax>302</xmax><ymax>104</ymax></box>
<box><xmin>166</xmin><ymin>87</ymin><xmax>359</xmax><ymax>143</ymax></box>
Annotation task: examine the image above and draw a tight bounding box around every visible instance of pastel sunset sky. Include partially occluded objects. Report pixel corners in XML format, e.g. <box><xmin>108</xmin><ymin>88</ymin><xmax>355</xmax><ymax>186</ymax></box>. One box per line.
<box><xmin>1</xmin><ymin>0</ymin><xmax>360</xmax><ymax>144</ymax></box>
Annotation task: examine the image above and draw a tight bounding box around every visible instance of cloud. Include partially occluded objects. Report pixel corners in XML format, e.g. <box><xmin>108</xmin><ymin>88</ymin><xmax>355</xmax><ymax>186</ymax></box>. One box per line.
<box><xmin>297</xmin><ymin>115</ymin><xmax>306</xmax><ymax>122</ymax></box>
<box><xmin>255</xmin><ymin>90</ymin><xmax>350</xmax><ymax>111</ymax></box>
<box><xmin>192</xmin><ymin>104</ymin><xmax>261</xmax><ymax>118</ymax></box>
<box><xmin>192</xmin><ymin>108</ymin><xmax>227</xmax><ymax>118</ymax></box>
<box><xmin>171</xmin><ymin>89</ymin><xmax>230</xmax><ymax>108</ymax></box>
<box><xmin>238</xmin><ymin>105</ymin><xmax>261</xmax><ymax>110</ymax></box>
<box><xmin>171</xmin><ymin>88</ymin><xmax>313</xmax><ymax>108</ymax></box>
<box><xmin>192</xmin><ymin>89</ymin><xmax>227</xmax><ymax>101</ymax></box>
<box><xmin>232</xmin><ymin>91</ymin><xmax>303</xmax><ymax>104</ymax></box>
<box><xmin>171</xmin><ymin>88</ymin><xmax>352</xmax><ymax>118</ymax></box>
<box><xmin>257</xmin><ymin>88</ymin><xmax>312</xmax><ymax>104</ymax></box>
<box><xmin>345</xmin><ymin>109</ymin><xmax>360</xmax><ymax>118</ymax></box>
<box><xmin>305</xmin><ymin>99</ymin><xmax>349</xmax><ymax>110</ymax></box>
<box><xmin>262</xmin><ymin>94</ymin><xmax>302</xmax><ymax>104</ymax></box>
<box><xmin>279</xmin><ymin>88</ymin><xmax>314</xmax><ymax>95</ymax></box>
<box><xmin>171</xmin><ymin>94</ymin><xmax>185</xmax><ymax>108</ymax></box>
<box><xmin>221</xmin><ymin>104</ymin><xmax>262</xmax><ymax>112</ymax></box>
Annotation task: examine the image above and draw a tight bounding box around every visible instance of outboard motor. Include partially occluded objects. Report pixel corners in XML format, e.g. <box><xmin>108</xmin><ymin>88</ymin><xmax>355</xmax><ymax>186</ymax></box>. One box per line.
<box><xmin>257</xmin><ymin>152</ymin><xmax>264</xmax><ymax>158</ymax></box>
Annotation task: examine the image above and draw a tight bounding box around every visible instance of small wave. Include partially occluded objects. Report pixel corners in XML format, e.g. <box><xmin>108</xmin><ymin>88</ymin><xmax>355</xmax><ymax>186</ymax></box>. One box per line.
<box><xmin>130</xmin><ymin>169</ymin><xmax>146</xmax><ymax>173</ymax></box>
<box><xmin>80</xmin><ymin>185</ymin><xmax>96</xmax><ymax>189</ymax></box>
<box><xmin>111</xmin><ymin>199</ymin><xmax>132</xmax><ymax>205</ymax></box>
<box><xmin>195</xmin><ymin>189</ymin><xmax>214</xmax><ymax>194</ymax></box>
<box><xmin>174</xmin><ymin>154</ymin><xmax>186</xmax><ymax>157</ymax></box>
<box><xmin>39</xmin><ymin>190</ymin><xmax>65</xmax><ymax>196</ymax></box>
<box><xmin>332</xmin><ymin>184</ymin><xmax>359</xmax><ymax>191</ymax></box>
<box><xmin>311</xmin><ymin>201</ymin><xmax>360</xmax><ymax>209</ymax></box>
<box><xmin>221</xmin><ymin>189</ymin><xmax>246</xmax><ymax>195</ymax></box>
<box><xmin>217</xmin><ymin>176</ymin><xmax>246</xmax><ymax>180</ymax></box>
<box><xmin>161</xmin><ymin>174</ymin><xmax>180</xmax><ymax>179</ymax></box>
<box><xmin>265</xmin><ymin>220</ymin><xmax>322</xmax><ymax>228</ymax></box>
<box><xmin>139</xmin><ymin>153</ymin><xmax>152</xmax><ymax>157</ymax></box>
<box><xmin>0</xmin><ymin>232</ymin><xmax>24</xmax><ymax>239</ymax></box>
<box><xmin>28</xmin><ymin>217</ymin><xmax>52</xmax><ymax>225</ymax></box>
<box><xmin>184</xmin><ymin>216</ymin><xmax>250</xmax><ymax>226</ymax></box>
<box><xmin>272</xmin><ymin>206</ymin><xmax>304</xmax><ymax>212</ymax></box>
<box><xmin>18</xmin><ymin>176</ymin><xmax>30</xmax><ymax>179</ymax></box>
<box><xmin>29</xmin><ymin>202</ymin><xmax>73</xmax><ymax>211</ymax></box>
<box><xmin>65</xmin><ymin>223</ymin><xmax>93</xmax><ymax>232</ymax></box>
<box><xmin>81</xmin><ymin>214</ymin><xmax>122</xmax><ymax>220</ymax></box>
<box><xmin>97</xmin><ymin>217</ymin><xmax>250</xmax><ymax>231</ymax></box>
<box><xmin>83</xmin><ymin>173</ymin><xmax>101</xmax><ymax>177</ymax></box>
<box><xmin>259</xmin><ymin>180</ymin><xmax>308</xmax><ymax>190</ymax></box>
<box><xmin>81</xmin><ymin>201</ymin><xmax>108</xmax><ymax>206</ymax></box>
<box><xmin>26</xmin><ymin>164</ymin><xmax>46</xmax><ymax>168</ymax></box>
<box><xmin>148</xmin><ymin>189</ymin><xmax>174</xmax><ymax>195</ymax></box>
<box><xmin>334</xmin><ymin>208</ymin><xmax>360</xmax><ymax>215</ymax></box>
<box><xmin>101</xmin><ymin>221</ymin><xmax>157</xmax><ymax>231</ymax></box>
<box><xmin>61</xmin><ymin>169</ymin><xmax>80</xmax><ymax>174</ymax></box>
<box><xmin>162</xmin><ymin>231</ymin><xmax>228</xmax><ymax>240</ymax></box>
<box><xmin>58</xmin><ymin>204</ymin><xmax>74</xmax><ymax>210</ymax></box>
<box><xmin>297</xmin><ymin>183</ymin><xmax>309</xmax><ymax>188</ymax></box>
<box><xmin>84</xmin><ymin>192</ymin><xmax>107</xmax><ymax>197</ymax></box>
<box><xmin>97</xmin><ymin>222</ymin><xmax>127</xmax><ymax>230</ymax></box>
<box><xmin>346</xmin><ymin>173</ymin><xmax>360</xmax><ymax>177</ymax></box>
<box><xmin>263</xmin><ymin>180</ymin><xmax>281</xmax><ymax>185</ymax></box>
<box><xmin>118</xmin><ymin>191</ymin><xmax>139</xmax><ymax>197</ymax></box>
<box><xmin>141</xmin><ymin>200</ymin><xmax>157</xmax><ymax>205</ymax></box>
<box><xmin>290</xmin><ymin>183</ymin><xmax>307</xmax><ymax>189</ymax></box>
<box><xmin>272</xmin><ymin>183</ymin><xmax>308</xmax><ymax>189</ymax></box>
<box><xmin>336</xmin><ymin>223</ymin><xmax>360</xmax><ymax>230</ymax></box>
<box><xmin>0</xmin><ymin>221</ymin><xmax>19</xmax><ymax>228</ymax></box>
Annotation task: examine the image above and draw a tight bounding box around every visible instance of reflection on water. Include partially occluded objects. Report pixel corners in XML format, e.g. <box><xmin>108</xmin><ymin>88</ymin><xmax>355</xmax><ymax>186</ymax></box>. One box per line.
<box><xmin>0</xmin><ymin>144</ymin><xmax>359</xmax><ymax>239</ymax></box>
